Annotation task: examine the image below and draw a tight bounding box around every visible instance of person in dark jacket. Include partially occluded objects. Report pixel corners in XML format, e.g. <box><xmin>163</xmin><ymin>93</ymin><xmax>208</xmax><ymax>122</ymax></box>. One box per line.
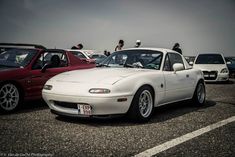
<box><xmin>71</xmin><ymin>43</ymin><xmax>83</xmax><ymax>50</ymax></box>
<box><xmin>172</xmin><ymin>43</ymin><xmax>182</xmax><ymax>54</ymax></box>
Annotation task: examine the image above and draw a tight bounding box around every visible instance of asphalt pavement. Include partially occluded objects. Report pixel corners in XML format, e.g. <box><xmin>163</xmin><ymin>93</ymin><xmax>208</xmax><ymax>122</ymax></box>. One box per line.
<box><xmin>0</xmin><ymin>80</ymin><xmax>235</xmax><ymax>157</ymax></box>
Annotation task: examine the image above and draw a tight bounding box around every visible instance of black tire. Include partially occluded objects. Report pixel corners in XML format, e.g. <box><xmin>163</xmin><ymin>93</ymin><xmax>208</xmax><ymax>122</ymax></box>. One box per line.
<box><xmin>0</xmin><ymin>83</ymin><xmax>22</xmax><ymax>113</ymax></box>
<box><xmin>128</xmin><ymin>86</ymin><xmax>154</xmax><ymax>122</ymax></box>
<box><xmin>192</xmin><ymin>81</ymin><xmax>206</xmax><ymax>106</ymax></box>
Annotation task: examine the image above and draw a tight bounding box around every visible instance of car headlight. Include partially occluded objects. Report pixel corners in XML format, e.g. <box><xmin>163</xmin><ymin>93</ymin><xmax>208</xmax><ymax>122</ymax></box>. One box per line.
<box><xmin>220</xmin><ymin>68</ymin><xmax>229</xmax><ymax>73</ymax></box>
<box><xmin>43</xmin><ymin>85</ymin><xmax>53</xmax><ymax>90</ymax></box>
<box><xmin>89</xmin><ymin>88</ymin><xmax>110</xmax><ymax>94</ymax></box>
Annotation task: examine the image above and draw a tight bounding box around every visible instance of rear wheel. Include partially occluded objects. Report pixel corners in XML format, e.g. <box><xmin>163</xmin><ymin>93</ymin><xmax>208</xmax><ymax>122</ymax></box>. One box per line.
<box><xmin>192</xmin><ymin>81</ymin><xmax>206</xmax><ymax>106</ymax></box>
<box><xmin>128</xmin><ymin>86</ymin><xmax>154</xmax><ymax>122</ymax></box>
<box><xmin>0</xmin><ymin>83</ymin><xmax>21</xmax><ymax>112</ymax></box>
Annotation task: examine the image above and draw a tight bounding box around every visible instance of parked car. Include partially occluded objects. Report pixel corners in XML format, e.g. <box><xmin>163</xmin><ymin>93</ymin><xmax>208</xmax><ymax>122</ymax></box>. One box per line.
<box><xmin>66</xmin><ymin>49</ymin><xmax>95</xmax><ymax>64</ymax></box>
<box><xmin>225</xmin><ymin>57</ymin><xmax>235</xmax><ymax>78</ymax></box>
<box><xmin>0</xmin><ymin>44</ymin><xmax>95</xmax><ymax>112</ymax></box>
<box><xmin>42</xmin><ymin>48</ymin><xmax>205</xmax><ymax>122</ymax></box>
<box><xmin>193</xmin><ymin>53</ymin><xmax>229</xmax><ymax>82</ymax></box>
<box><xmin>90</xmin><ymin>54</ymin><xmax>107</xmax><ymax>64</ymax></box>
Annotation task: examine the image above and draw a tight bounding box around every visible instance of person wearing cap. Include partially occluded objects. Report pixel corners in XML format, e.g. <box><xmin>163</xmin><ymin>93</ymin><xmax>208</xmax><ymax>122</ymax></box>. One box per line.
<box><xmin>135</xmin><ymin>40</ymin><xmax>141</xmax><ymax>48</ymax></box>
<box><xmin>115</xmin><ymin>40</ymin><xmax>124</xmax><ymax>51</ymax></box>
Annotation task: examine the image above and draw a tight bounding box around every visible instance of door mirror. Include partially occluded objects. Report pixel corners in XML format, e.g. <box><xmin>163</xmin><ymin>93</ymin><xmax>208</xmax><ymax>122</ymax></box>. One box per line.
<box><xmin>173</xmin><ymin>63</ymin><xmax>184</xmax><ymax>73</ymax></box>
<box><xmin>41</xmin><ymin>63</ymin><xmax>50</xmax><ymax>73</ymax></box>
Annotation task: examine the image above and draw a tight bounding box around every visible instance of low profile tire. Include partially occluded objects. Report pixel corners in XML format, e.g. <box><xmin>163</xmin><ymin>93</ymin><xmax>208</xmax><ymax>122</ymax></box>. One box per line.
<box><xmin>128</xmin><ymin>86</ymin><xmax>154</xmax><ymax>122</ymax></box>
<box><xmin>0</xmin><ymin>83</ymin><xmax>22</xmax><ymax>113</ymax></box>
<box><xmin>192</xmin><ymin>81</ymin><xmax>206</xmax><ymax>106</ymax></box>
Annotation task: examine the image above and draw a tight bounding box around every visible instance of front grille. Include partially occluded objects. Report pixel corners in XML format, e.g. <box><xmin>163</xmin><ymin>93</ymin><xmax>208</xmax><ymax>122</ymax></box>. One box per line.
<box><xmin>202</xmin><ymin>71</ymin><xmax>218</xmax><ymax>80</ymax></box>
<box><xmin>54</xmin><ymin>101</ymin><xmax>77</xmax><ymax>109</ymax></box>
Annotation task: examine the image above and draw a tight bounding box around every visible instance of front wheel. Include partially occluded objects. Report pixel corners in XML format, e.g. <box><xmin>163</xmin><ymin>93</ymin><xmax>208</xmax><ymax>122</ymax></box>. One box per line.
<box><xmin>192</xmin><ymin>81</ymin><xmax>206</xmax><ymax>106</ymax></box>
<box><xmin>0</xmin><ymin>83</ymin><xmax>21</xmax><ymax>112</ymax></box>
<box><xmin>128</xmin><ymin>86</ymin><xmax>154</xmax><ymax>122</ymax></box>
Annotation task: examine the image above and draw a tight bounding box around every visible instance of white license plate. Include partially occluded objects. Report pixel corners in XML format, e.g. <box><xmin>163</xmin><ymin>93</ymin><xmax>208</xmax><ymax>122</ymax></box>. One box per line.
<box><xmin>210</xmin><ymin>74</ymin><xmax>215</xmax><ymax>77</ymax></box>
<box><xmin>204</xmin><ymin>74</ymin><xmax>209</xmax><ymax>77</ymax></box>
<box><xmin>77</xmin><ymin>104</ymin><xmax>91</xmax><ymax>115</ymax></box>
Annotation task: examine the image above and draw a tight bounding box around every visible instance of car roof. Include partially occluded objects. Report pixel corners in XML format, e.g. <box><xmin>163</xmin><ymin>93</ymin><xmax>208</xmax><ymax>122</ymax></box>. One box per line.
<box><xmin>0</xmin><ymin>43</ymin><xmax>46</xmax><ymax>49</ymax></box>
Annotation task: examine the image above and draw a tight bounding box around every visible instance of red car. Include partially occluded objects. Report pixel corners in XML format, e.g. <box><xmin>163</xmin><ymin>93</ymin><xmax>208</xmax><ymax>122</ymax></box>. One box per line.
<box><xmin>0</xmin><ymin>43</ymin><xmax>95</xmax><ymax>112</ymax></box>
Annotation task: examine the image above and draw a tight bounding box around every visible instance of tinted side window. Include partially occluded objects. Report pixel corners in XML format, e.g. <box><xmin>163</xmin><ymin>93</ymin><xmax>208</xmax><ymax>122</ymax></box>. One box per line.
<box><xmin>168</xmin><ymin>53</ymin><xmax>185</xmax><ymax>70</ymax></box>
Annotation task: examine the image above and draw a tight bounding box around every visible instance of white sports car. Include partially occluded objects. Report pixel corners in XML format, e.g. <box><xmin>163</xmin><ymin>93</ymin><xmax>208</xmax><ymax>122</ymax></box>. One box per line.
<box><xmin>42</xmin><ymin>48</ymin><xmax>205</xmax><ymax>122</ymax></box>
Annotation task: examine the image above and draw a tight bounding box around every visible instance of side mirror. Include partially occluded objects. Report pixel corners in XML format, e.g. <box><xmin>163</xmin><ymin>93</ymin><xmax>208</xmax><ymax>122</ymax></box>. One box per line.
<box><xmin>189</xmin><ymin>61</ymin><xmax>194</xmax><ymax>66</ymax></box>
<box><xmin>226</xmin><ymin>61</ymin><xmax>231</xmax><ymax>65</ymax></box>
<box><xmin>41</xmin><ymin>63</ymin><xmax>50</xmax><ymax>73</ymax></box>
<box><xmin>173</xmin><ymin>63</ymin><xmax>184</xmax><ymax>73</ymax></box>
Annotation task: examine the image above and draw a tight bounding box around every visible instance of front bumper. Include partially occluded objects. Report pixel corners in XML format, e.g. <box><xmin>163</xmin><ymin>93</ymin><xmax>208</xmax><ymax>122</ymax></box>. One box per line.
<box><xmin>204</xmin><ymin>73</ymin><xmax>229</xmax><ymax>82</ymax></box>
<box><xmin>42</xmin><ymin>92</ymin><xmax>133</xmax><ymax>117</ymax></box>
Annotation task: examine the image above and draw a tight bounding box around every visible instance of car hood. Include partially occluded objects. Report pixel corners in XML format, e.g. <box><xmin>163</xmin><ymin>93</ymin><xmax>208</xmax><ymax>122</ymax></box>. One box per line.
<box><xmin>51</xmin><ymin>68</ymin><xmax>148</xmax><ymax>85</ymax></box>
<box><xmin>193</xmin><ymin>64</ymin><xmax>227</xmax><ymax>71</ymax></box>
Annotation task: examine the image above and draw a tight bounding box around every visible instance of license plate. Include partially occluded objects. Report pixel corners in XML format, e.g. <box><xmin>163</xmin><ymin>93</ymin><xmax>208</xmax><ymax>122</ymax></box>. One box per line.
<box><xmin>204</xmin><ymin>74</ymin><xmax>209</xmax><ymax>77</ymax></box>
<box><xmin>77</xmin><ymin>104</ymin><xmax>91</xmax><ymax>115</ymax></box>
<box><xmin>210</xmin><ymin>74</ymin><xmax>215</xmax><ymax>77</ymax></box>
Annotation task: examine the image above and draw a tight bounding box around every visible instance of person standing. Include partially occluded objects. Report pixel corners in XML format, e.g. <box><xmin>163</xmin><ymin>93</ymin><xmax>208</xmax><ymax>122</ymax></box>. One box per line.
<box><xmin>104</xmin><ymin>50</ymin><xmax>108</xmax><ymax>56</ymax></box>
<box><xmin>71</xmin><ymin>43</ymin><xmax>84</xmax><ymax>50</ymax></box>
<box><xmin>115</xmin><ymin>40</ymin><xmax>124</xmax><ymax>51</ymax></box>
<box><xmin>172</xmin><ymin>43</ymin><xmax>182</xmax><ymax>54</ymax></box>
<box><xmin>135</xmin><ymin>40</ymin><xmax>141</xmax><ymax>48</ymax></box>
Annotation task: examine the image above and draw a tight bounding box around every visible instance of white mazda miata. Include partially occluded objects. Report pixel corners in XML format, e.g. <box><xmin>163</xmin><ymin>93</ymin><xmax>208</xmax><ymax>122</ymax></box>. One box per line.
<box><xmin>42</xmin><ymin>48</ymin><xmax>205</xmax><ymax>122</ymax></box>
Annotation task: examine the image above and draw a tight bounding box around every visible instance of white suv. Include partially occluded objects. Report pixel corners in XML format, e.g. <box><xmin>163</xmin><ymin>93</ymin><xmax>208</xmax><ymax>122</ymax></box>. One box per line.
<box><xmin>193</xmin><ymin>53</ymin><xmax>229</xmax><ymax>82</ymax></box>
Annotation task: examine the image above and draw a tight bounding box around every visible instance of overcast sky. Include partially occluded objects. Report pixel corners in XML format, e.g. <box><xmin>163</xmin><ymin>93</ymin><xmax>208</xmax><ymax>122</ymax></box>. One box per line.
<box><xmin>0</xmin><ymin>0</ymin><xmax>235</xmax><ymax>56</ymax></box>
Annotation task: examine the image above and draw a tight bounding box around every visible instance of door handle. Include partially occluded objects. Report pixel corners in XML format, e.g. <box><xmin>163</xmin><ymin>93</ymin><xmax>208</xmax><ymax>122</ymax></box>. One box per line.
<box><xmin>186</xmin><ymin>74</ymin><xmax>189</xmax><ymax>78</ymax></box>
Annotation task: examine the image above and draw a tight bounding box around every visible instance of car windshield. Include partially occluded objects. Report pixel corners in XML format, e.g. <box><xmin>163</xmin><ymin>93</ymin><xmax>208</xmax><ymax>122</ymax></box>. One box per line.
<box><xmin>99</xmin><ymin>50</ymin><xmax>163</xmax><ymax>70</ymax></box>
<box><xmin>0</xmin><ymin>49</ymin><xmax>37</xmax><ymax>68</ymax></box>
<box><xmin>195</xmin><ymin>54</ymin><xmax>225</xmax><ymax>64</ymax></box>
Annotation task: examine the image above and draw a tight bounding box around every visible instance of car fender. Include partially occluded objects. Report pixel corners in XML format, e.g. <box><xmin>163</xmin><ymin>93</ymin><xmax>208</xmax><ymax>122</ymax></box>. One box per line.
<box><xmin>113</xmin><ymin>71</ymin><xmax>165</xmax><ymax>106</ymax></box>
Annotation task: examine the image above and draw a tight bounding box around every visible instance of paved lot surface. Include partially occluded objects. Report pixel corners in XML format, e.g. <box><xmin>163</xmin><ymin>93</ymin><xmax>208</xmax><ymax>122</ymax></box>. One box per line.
<box><xmin>0</xmin><ymin>80</ymin><xmax>235</xmax><ymax>157</ymax></box>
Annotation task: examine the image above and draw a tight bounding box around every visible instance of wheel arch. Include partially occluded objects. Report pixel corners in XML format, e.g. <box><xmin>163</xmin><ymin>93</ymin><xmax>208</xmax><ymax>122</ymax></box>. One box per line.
<box><xmin>131</xmin><ymin>84</ymin><xmax>156</xmax><ymax>106</ymax></box>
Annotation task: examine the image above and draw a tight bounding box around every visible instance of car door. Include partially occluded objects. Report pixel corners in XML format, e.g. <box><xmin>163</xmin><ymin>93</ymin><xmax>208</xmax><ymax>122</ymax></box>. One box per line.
<box><xmin>27</xmin><ymin>50</ymin><xmax>71</xmax><ymax>98</ymax></box>
<box><xmin>162</xmin><ymin>52</ymin><xmax>193</xmax><ymax>103</ymax></box>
